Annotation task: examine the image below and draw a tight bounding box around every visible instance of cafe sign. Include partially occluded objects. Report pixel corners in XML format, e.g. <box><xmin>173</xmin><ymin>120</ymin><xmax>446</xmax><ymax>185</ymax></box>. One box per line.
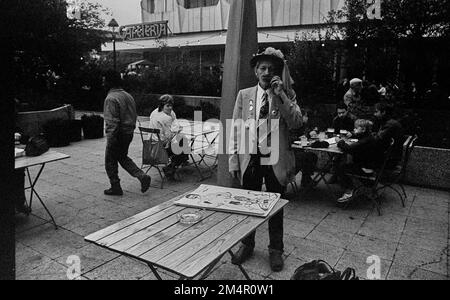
<box><xmin>119</xmin><ymin>21</ymin><xmax>169</xmax><ymax>41</ymax></box>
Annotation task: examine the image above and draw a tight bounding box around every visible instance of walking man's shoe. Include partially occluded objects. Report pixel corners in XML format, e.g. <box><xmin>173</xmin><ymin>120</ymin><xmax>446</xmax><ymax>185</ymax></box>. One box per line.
<box><xmin>104</xmin><ymin>186</ymin><xmax>124</xmax><ymax>196</ymax></box>
<box><xmin>231</xmin><ymin>244</ymin><xmax>254</xmax><ymax>265</ymax></box>
<box><xmin>269</xmin><ymin>249</ymin><xmax>284</xmax><ymax>272</ymax></box>
<box><xmin>139</xmin><ymin>175</ymin><xmax>151</xmax><ymax>193</ymax></box>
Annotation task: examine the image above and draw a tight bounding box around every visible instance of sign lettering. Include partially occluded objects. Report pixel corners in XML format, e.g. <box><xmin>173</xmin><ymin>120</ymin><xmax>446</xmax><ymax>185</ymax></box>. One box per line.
<box><xmin>119</xmin><ymin>21</ymin><xmax>169</xmax><ymax>41</ymax></box>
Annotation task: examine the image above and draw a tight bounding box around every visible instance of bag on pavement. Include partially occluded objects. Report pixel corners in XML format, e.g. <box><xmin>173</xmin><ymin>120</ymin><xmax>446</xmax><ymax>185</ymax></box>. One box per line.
<box><xmin>291</xmin><ymin>260</ymin><xmax>359</xmax><ymax>280</ymax></box>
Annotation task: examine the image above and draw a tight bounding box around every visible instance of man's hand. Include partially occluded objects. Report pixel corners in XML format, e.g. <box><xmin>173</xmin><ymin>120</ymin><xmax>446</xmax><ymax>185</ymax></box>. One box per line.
<box><xmin>270</xmin><ymin>76</ymin><xmax>285</xmax><ymax>96</ymax></box>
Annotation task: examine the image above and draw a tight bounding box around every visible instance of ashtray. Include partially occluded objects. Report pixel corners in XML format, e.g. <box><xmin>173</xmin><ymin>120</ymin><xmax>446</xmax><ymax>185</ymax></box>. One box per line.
<box><xmin>178</xmin><ymin>210</ymin><xmax>204</xmax><ymax>225</ymax></box>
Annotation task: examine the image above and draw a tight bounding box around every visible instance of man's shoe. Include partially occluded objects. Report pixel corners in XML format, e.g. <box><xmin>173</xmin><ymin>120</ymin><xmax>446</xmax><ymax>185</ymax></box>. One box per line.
<box><xmin>337</xmin><ymin>192</ymin><xmax>353</xmax><ymax>204</ymax></box>
<box><xmin>231</xmin><ymin>245</ymin><xmax>254</xmax><ymax>265</ymax></box>
<box><xmin>139</xmin><ymin>175</ymin><xmax>151</xmax><ymax>193</ymax></box>
<box><xmin>269</xmin><ymin>249</ymin><xmax>284</xmax><ymax>272</ymax></box>
<box><xmin>104</xmin><ymin>187</ymin><xmax>123</xmax><ymax>196</ymax></box>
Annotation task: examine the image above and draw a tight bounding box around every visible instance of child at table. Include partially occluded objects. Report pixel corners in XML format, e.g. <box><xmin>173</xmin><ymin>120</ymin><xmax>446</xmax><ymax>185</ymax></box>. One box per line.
<box><xmin>335</xmin><ymin>119</ymin><xmax>383</xmax><ymax>204</ymax></box>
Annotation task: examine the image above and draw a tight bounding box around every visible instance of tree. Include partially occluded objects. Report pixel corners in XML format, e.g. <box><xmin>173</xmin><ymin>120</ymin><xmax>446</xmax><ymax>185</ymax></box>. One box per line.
<box><xmin>6</xmin><ymin>0</ymin><xmax>110</xmax><ymax>108</ymax></box>
<box><xmin>328</xmin><ymin>0</ymin><xmax>450</xmax><ymax>91</ymax></box>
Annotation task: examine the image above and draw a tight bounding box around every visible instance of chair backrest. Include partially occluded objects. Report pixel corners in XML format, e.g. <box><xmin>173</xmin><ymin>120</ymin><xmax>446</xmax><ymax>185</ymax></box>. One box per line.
<box><xmin>139</xmin><ymin>127</ymin><xmax>161</xmax><ymax>143</ymax></box>
<box><xmin>375</xmin><ymin>138</ymin><xmax>395</xmax><ymax>184</ymax></box>
<box><xmin>397</xmin><ymin>135</ymin><xmax>413</xmax><ymax>171</ymax></box>
<box><xmin>403</xmin><ymin>134</ymin><xmax>418</xmax><ymax>173</ymax></box>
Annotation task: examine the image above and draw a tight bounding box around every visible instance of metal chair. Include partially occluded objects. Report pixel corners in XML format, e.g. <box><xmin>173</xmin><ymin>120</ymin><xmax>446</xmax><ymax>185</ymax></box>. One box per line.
<box><xmin>344</xmin><ymin>138</ymin><xmax>395</xmax><ymax>216</ymax></box>
<box><xmin>377</xmin><ymin>135</ymin><xmax>418</xmax><ymax>207</ymax></box>
<box><xmin>138</xmin><ymin>126</ymin><xmax>168</xmax><ymax>189</ymax></box>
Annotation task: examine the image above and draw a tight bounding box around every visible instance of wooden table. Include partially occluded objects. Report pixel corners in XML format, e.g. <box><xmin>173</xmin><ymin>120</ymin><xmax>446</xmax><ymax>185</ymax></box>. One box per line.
<box><xmin>85</xmin><ymin>193</ymin><xmax>289</xmax><ymax>280</ymax></box>
<box><xmin>15</xmin><ymin>150</ymin><xmax>70</xmax><ymax>229</ymax></box>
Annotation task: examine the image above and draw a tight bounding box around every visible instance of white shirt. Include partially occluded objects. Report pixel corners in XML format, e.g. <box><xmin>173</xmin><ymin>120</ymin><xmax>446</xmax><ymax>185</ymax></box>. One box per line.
<box><xmin>148</xmin><ymin>109</ymin><xmax>178</xmax><ymax>142</ymax></box>
<box><xmin>256</xmin><ymin>84</ymin><xmax>269</xmax><ymax>122</ymax></box>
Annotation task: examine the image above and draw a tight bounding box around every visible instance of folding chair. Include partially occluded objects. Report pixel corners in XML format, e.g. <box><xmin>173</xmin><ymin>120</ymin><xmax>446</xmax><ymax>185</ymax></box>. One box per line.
<box><xmin>138</xmin><ymin>126</ymin><xmax>168</xmax><ymax>189</ymax></box>
<box><xmin>378</xmin><ymin>135</ymin><xmax>418</xmax><ymax>207</ymax></box>
<box><xmin>344</xmin><ymin>139</ymin><xmax>395</xmax><ymax>216</ymax></box>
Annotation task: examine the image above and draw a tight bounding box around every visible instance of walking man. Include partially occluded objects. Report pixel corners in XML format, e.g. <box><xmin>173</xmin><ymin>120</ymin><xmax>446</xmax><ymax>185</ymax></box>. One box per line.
<box><xmin>229</xmin><ymin>48</ymin><xmax>303</xmax><ymax>272</ymax></box>
<box><xmin>103</xmin><ymin>70</ymin><xmax>151</xmax><ymax>196</ymax></box>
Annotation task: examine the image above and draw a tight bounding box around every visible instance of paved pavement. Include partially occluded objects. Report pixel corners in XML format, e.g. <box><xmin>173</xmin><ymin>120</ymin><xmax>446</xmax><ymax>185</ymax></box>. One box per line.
<box><xmin>15</xmin><ymin>128</ymin><xmax>449</xmax><ymax>280</ymax></box>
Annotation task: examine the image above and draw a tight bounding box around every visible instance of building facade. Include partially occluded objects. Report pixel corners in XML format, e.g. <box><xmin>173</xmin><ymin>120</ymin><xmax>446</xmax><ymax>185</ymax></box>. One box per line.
<box><xmin>104</xmin><ymin>0</ymin><xmax>345</xmax><ymax>70</ymax></box>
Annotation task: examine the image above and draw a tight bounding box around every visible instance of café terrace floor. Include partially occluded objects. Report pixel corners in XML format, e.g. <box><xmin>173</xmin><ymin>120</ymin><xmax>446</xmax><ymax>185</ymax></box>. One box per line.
<box><xmin>15</xmin><ymin>117</ymin><xmax>449</xmax><ymax>280</ymax></box>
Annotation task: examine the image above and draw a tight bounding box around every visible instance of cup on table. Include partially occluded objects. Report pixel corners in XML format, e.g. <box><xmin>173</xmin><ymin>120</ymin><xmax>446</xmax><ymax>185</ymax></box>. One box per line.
<box><xmin>326</xmin><ymin>128</ymin><xmax>335</xmax><ymax>138</ymax></box>
<box><xmin>300</xmin><ymin>136</ymin><xmax>308</xmax><ymax>147</ymax></box>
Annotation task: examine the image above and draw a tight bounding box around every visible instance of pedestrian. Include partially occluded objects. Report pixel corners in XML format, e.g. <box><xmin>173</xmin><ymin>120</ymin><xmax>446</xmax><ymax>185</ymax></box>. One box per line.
<box><xmin>103</xmin><ymin>70</ymin><xmax>151</xmax><ymax>196</ymax></box>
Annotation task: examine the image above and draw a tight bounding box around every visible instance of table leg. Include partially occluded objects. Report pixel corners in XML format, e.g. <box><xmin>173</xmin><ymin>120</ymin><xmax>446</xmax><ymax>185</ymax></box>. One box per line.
<box><xmin>25</xmin><ymin>164</ymin><xmax>58</xmax><ymax>230</ymax></box>
<box><xmin>228</xmin><ymin>250</ymin><xmax>252</xmax><ymax>280</ymax></box>
<box><xmin>148</xmin><ymin>264</ymin><xmax>164</xmax><ymax>280</ymax></box>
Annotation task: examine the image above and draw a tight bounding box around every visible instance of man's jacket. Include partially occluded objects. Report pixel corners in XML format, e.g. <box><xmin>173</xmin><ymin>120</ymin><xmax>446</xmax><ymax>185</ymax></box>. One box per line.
<box><xmin>229</xmin><ymin>85</ymin><xmax>303</xmax><ymax>186</ymax></box>
<box><xmin>103</xmin><ymin>88</ymin><xmax>137</xmax><ymax>138</ymax></box>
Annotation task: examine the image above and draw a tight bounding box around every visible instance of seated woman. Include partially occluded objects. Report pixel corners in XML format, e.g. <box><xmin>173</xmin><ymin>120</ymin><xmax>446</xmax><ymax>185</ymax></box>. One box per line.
<box><xmin>148</xmin><ymin>95</ymin><xmax>188</xmax><ymax>178</ymax></box>
<box><xmin>335</xmin><ymin>119</ymin><xmax>383</xmax><ymax>204</ymax></box>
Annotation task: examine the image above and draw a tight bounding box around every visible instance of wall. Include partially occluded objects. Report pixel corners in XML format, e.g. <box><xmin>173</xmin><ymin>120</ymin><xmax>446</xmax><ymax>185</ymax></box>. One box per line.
<box><xmin>17</xmin><ymin>105</ymin><xmax>74</xmax><ymax>137</ymax></box>
<box><xmin>405</xmin><ymin>146</ymin><xmax>450</xmax><ymax>190</ymax></box>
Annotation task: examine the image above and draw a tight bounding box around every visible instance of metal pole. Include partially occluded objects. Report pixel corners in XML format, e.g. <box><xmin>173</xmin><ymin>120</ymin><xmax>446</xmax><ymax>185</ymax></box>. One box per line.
<box><xmin>113</xmin><ymin>31</ymin><xmax>117</xmax><ymax>72</ymax></box>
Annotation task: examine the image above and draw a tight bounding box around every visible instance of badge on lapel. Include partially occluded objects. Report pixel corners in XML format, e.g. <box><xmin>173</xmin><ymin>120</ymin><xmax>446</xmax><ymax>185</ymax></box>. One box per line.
<box><xmin>271</xmin><ymin>108</ymin><xmax>279</xmax><ymax>117</ymax></box>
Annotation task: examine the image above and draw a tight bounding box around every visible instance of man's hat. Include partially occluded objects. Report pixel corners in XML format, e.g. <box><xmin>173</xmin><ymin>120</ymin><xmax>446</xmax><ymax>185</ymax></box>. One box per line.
<box><xmin>250</xmin><ymin>47</ymin><xmax>285</xmax><ymax>70</ymax></box>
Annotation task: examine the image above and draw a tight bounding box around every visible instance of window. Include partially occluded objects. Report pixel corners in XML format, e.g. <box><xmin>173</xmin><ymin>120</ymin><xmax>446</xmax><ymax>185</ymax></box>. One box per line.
<box><xmin>144</xmin><ymin>0</ymin><xmax>155</xmax><ymax>13</ymax></box>
<box><xmin>178</xmin><ymin>0</ymin><xmax>219</xmax><ymax>9</ymax></box>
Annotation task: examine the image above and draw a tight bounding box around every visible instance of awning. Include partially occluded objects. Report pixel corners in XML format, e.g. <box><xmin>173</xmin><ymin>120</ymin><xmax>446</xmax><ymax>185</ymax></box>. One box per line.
<box><xmin>102</xmin><ymin>26</ymin><xmax>342</xmax><ymax>52</ymax></box>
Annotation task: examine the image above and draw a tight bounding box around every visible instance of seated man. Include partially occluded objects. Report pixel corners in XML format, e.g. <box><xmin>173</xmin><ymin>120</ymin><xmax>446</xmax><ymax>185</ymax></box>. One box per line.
<box><xmin>292</xmin><ymin>109</ymin><xmax>318</xmax><ymax>188</ymax></box>
<box><xmin>335</xmin><ymin>119</ymin><xmax>383</xmax><ymax>204</ymax></box>
<box><xmin>333</xmin><ymin>102</ymin><xmax>356</xmax><ymax>134</ymax></box>
<box><xmin>373</xmin><ymin>102</ymin><xmax>404</xmax><ymax>169</ymax></box>
<box><xmin>149</xmin><ymin>94</ymin><xmax>188</xmax><ymax>178</ymax></box>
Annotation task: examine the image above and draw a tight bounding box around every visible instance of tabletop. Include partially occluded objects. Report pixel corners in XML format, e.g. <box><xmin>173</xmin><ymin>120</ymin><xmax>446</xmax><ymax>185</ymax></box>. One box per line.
<box><xmin>15</xmin><ymin>150</ymin><xmax>70</xmax><ymax>169</ymax></box>
<box><xmin>85</xmin><ymin>193</ymin><xmax>288</xmax><ymax>279</ymax></box>
<box><xmin>292</xmin><ymin>137</ymin><xmax>358</xmax><ymax>155</ymax></box>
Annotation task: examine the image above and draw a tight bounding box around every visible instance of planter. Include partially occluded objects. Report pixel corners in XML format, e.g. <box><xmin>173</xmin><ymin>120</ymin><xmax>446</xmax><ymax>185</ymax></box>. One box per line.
<box><xmin>405</xmin><ymin>146</ymin><xmax>450</xmax><ymax>190</ymax></box>
<box><xmin>68</xmin><ymin>120</ymin><xmax>83</xmax><ymax>142</ymax></box>
<box><xmin>16</xmin><ymin>104</ymin><xmax>74</xmax><ymax>137</ymax></box>
<box><xmin>81</xmin><ymin>115</ymin><xmax>104</xmax><ymax>139</ymax></box>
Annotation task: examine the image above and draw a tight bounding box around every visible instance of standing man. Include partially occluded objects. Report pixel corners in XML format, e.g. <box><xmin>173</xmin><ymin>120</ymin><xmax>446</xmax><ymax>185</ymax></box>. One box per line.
<box><xmin>103</xmin><ymin>70</ymin><xmax>151</xmax><ymax>196</ymax></box>
<box><xmin>344</xmin><ymin>78</ymin><xmax>364</xmax><ymax>117</ymax></box>
<box><xmin>229</xmin><ymin>48</ymin><xmax>303</xmax><ymax>272</ymax></box>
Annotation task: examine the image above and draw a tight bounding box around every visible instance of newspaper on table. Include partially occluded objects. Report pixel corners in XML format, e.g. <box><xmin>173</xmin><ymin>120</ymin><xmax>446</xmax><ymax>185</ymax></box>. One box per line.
<box><xmin>174</xmin><ymin>184</ymin><xmax>281</xmax><ymax>218</ymax></box>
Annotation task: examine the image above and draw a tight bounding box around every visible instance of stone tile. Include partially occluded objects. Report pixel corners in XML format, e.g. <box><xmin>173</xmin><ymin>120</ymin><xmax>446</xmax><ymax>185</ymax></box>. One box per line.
<box><xmin>399</xmin><ymin>233</ymin><xmax>448</xmax><ymax>253</ymax></box>
<box><xmin>55</xmin><ymin>244</ymin><xmax>120</xmax><ymax>275</ymax></box>
<box><xmin>284</xmin><ymin>219</ymin><xmax>316</xmax><ymax>239</ymax></box>
<box><xmin>288</xmin><ymin>236</ymin><xmax>345</xmax><ymax>266</ymax></box>
<box><xmin>387</xmin><ymin>263</ymin><xmax>448</xmax><ymax>280</ymax></box>
<box><xmin>318</xmin><ymin>212</ymin><xmax>366</xmax><ymax>234</ymax></box>
<box><xmin>16</xmin><ymin>223</ymin><xmax>87</xmax><ymax>260</ymax></box>
<box><xmin>335</xmin><ymin>250</ymin><xmax>392</xmax><ymax>280</ymax></box>
<box><xmin>15</xmin><ymin>214</ymin><xmax>49</xmax><ymax>234</ymax></box>
<box><xmin>16</xmin><ymin>256</ymin><xmax>69</xmax><ymax>280</ymax></box>
<box><xmin>347</xmin><ymin>234</ymin><xmax>397</xmax><ymax>261</ymax></box>
<box><xmin>394</xmin><ymin>244</ymin><xmax>448</xmax><ymax>276</ymax></box>
<box><xmin>306</xmin><ymin>227</ymin><xmax>355</xmax><ymax>249</ymax></box>
<box><xmin>84</xmin><ymin>256</ymin><xmax>151</xmax><ymax>280</ymax></box>
<box><xmin>403</xmin><ymin>217</ymin><xmax>448</xmax><ymax>241</ymax></box>
<box><xmin>409</xmin><ymin>206</ymin><xmax>448</xmax><ymax>222</ymax></box>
